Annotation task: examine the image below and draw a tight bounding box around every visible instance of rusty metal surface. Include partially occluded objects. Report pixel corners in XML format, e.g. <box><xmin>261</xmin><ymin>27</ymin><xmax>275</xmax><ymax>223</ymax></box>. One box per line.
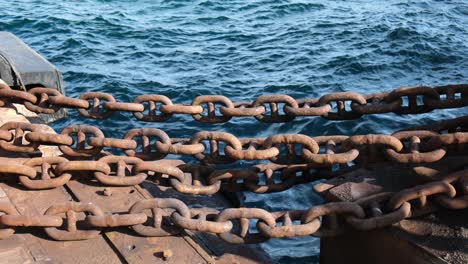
<box><xmin>0</xmin><ymin>181</ymin><xmax>122</xmax><ymax>264</ymax></box>
<box><xmin>0</xmin><ymin>105</ymin><xmax>273</xmax><ymax>263</ymax></box>
<box><xmin>316</xmin><ymin>158</ymin><xmax>468</xmax><ymax>264</ymax></box>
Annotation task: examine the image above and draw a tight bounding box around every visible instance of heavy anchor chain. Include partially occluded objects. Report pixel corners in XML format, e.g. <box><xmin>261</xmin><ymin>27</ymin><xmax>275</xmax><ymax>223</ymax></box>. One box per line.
<box><xmin>0</xmin><ymin>121</ymin><xmax>465</xmax><ymax>165</ymax></box>
<box><xmin>0</xmin><ymin>84</ymin><xmax>466</xmax><ymax>122</ymax></box>
<box><xmin>0</xmin><ymin>169</ymin><xmax>465</xmax><ymax>242</ymax></box>
<box><xmin>1</xmin><ymin>156</ymin><xmax>333</xmax><ymax>193</ymax></box>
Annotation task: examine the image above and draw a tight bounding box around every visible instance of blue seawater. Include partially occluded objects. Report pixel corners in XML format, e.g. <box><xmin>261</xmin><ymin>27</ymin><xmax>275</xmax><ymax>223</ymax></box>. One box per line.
<box><xmin>1</xmin><ymin>0</ymin><xmax>467</xmax><ymax>263</ymax></box>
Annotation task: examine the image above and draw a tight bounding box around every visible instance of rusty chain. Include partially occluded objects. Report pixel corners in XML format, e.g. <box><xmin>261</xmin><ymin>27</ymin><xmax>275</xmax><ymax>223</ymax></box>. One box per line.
<box><xmin>0</xmin><ymin>122</ymin><xmax>466</xmax><ymax>165</ymax></box>
<box><xmin>0</xmin><ymin>169</ymin><xmax>465</xmax><ymax>242</ymax></box>
<box><xmin>0</xmin><ymin>84</ymin><xmax>466</xmax><ymax>122</ymax></box>
<box><xmin>0</xmin><ymin>157</ymin><xmax>339</xmax><ymax>193</ymax></box>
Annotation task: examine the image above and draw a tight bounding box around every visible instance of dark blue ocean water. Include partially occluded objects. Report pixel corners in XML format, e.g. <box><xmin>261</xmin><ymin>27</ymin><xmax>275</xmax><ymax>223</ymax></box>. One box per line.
<box><xmin>1</xmin><ymin>0</ymin><xmax>467</xmax><ymax>262</ymax></box>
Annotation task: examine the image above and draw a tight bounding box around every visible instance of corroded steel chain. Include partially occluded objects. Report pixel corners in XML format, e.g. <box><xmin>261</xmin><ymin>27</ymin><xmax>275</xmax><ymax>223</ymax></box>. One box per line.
<box><xmin>0</xmin><ymin>169</ymin><xmax>465</xmax><ymax>242</ymax></box>
<box><xmin>0</xmin><ymin>121</ymin><xmax>466</xmax><ymax>165</ymax></box>
<box><xmin>0</xmin><ymin>84</ymin><xmax>466</xmax><ymax>122</ymax></box>
<box><xmin>0</xmin><ymin>157</ymin><xmax>337</xmax><ymax>193</ymax></box>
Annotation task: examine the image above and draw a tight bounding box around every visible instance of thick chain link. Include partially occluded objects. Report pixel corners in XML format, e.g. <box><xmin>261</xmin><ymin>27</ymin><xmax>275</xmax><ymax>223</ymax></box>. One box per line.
<box><xmin>0</xmin><ymin>122</ymin><xmax>466</xmax><ymax>165</ymax></box>
<box><xmin>0</xmin><ymin>84</ymin><xmax>466</xmax><ymax>123</ymax></box>
<box><xmin>0</xmin><ymin>169</ymin><xmax>465</xmax><ymax>242</ymax></box>
<box><xmin>1</xmin><ymin>156</ymin><xmax>335</xmax><ymax>193</ymax></box>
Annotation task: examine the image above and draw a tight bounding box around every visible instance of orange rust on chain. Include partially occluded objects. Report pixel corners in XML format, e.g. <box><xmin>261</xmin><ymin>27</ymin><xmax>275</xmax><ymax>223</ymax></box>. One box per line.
<box><xmin>123</xmin><ymin>128</ymin><xmax>171</xmax><ymax>160</ymax></box>
<box><xmin>387</xmin><ymin>181</ymin><xmax>457</xmax><ymax>210</ymax></box>
<box><xmin>169</xmin><ymin>164</ymin><xmax>221</xmax><ymax>195</ymax></box>
<box><xmin>189</xmin><ymin>131</ymin><xmax>243</xmax><ymax>164</ymax></box>
<box><xmin>208</xmin><ymin>168</ymin><xmax>258</xmax><ymax>193</ymax></box>
<box><xmin>243</xmin><ymin>164</ymin><xmax>309</xmax><ymax>194</ymax></box>
<box><xmin>0</xmin><ymin>122</ymin><xmax>465</xmax><ymax>166</ymax></box>
<box><xmin>284</xmin><ymin>98</ymin><xmax>331</xmax><ymax>116</ymax></box>
<box><xmin>303</xmin><ymin>136</ymin><xmax>359</xmax><ymax>165</ymax></box>
<box><xmin>262</xmin><ymin>134</ymin><xmax>319</xmax><ymax>164</ymax></box>
<box><xmin>346</xmin><ymin>202</ymin><xmax>411</xmax><ymax>230</ymax></box>
<box><xmin>224</xmin><ymin>140</ymin><xmax>279</xmax><ymax>160</ymax></box>
<box><xmin>23</xmin><ymin>87</ymin><xmax>61</xmax><ymax>114</ymax></box>
<box><xmin>130</xmin><ymin>198</ymin><xmax>189</xmax><ymax>237</ymax></box>
<box><xmin>87</xmin><ymin>137</ymin><xmax>137</xmax><ymax>150</ymax></box>
<box><xmin>19</xmin><ymin>157</ymin><xmax>72</xmax><ymax>189</ymax></box>
<box><xmin>44</xmin><ymin>202</ymin><xmax>104</xmax><ymax>241</ymax></box>
<box><xmin>426</xmin><ymin>132</ymin><xmax>468</xmax><ymax>149</ymax></box>
<box><xmin>0</xmin><ymin>162</ymin><xmax>37</xmax><ymax>178</ymax></box>
<box><xmin>134</xmin><ymin>161</ymin><xmax>185</xmax><ymax>183</ymax></box>
<box><xmin>412</xmin><ymin>168</ymin><xmax>468</xmax><ymax>209</ymax></box>
<box><xmin>133</xmin><ymin>94</ymin><xmax>173</xmax><ymax>121</ymax></box>
<box><xmin>160</xmin><ymin>104</ymin><xmax>203</xmax><ymax>115</ymax></box>
<box><xmin>302</xmin><ymin>202</ymin><xmax>365</xmax><ymax>237</ymax></box>
<box><xmin>0</xmin><ymin>122</ymin><xmax>40</xmax><ymax>152</ymax></box>
<box><xmin>342</xmin><ymin>134</ymin><xmax>404</xmax><ymax>157</ymax></box>
<box><xmin>350</xmin><ymin>92</ymin><xmax>402</xmax><ymax>114</ymax></box>
<box><xmin>48</xmin><ymin>95</ymin><xmax>90</xmax><ymax>109</ymax></box>
<box><xmin>0</xmin><ymin>86</ymin><xmax>37</xmax><ymax>104</ymax></box>
<box><xmin>156</xmin><ymin>138</ymin><xmax>205</xmax><ymax>155</ymax></box>
<box><xmin>55</xmin><ymin>160</ymin><xmax>111</xmax><ymax>177</ymax></box>
<box><xmin>191</xmin><ymin>95</ymin><xmax>235</xmax><ymax>123</ymax></box>
<box><xmin>220</xmin><ymin>101</ymin><xmax>266</xmax><ymax>117</ymax></box>
<box><xmin>25</xmin><ymin>131</ymin><xmax>73</xmax><ymax>146</ymax></box>
<box><xmin>318</xmin><ymin>92</ymin><xmax>367</xmax><ymax>120</ymax></box>
<box><xmin>94</xmin><ymin>156</ymin><xmax>147</xmax><ymax>186</ymax></box>
<box><xmin>0</xmin><ymin>170</ymin><xmax>465</xmax><ymax>243</ymax></box>
<box><xmin>0</xmin><ymin>84</ymin><xmax>465</xmax><ymax>122</ymax></box>
<box><xmin>257</xmin><ymin>210</ymin><xmax>321</xmax><ymax>238</ymax></box>
<box><xmin>216</xmin><ymin>208</ymin><xmax>276</xmax><ymax>244</ymax></box>
<box><xmin>0</xmin><ymin>201</ymin><xmax>18</xmax><ymax>239</ymax></box>
<box><xmin>0</xmin><ymin>215</ymin><xmax>63</xmax><ymax>227</ymax></box>
<box><xmin>59</xmin><ymin>125</ymin><xmax>105</xmax><ymax>157</ymax></box>
<box><xmin>427</xmin><ymin>84</ymin><xmax>468</xmax><ymax>109</ymax></box>
<box><xmin>172</xmin><ymin>208</ymin><xmax>233</xmax><ymax>234</ymax></box>
<box><xmin>385</xmin><ymin>130</ymin><xmax>447</xmax><ymax>163</ymax></box>
<box><xmin>78</xmin><ymin>92</ymin><xmax>116</xmax><ymax>119</ymax></box>
<box><xmin>0</xmin><ymin>129</ymin><xmax>13</xmax><ymax>142</ymax></box>
<box><xmin>384</xmin><ymin>86</ymin><xmax>440</xmax><ymax>114</ymax></box>
<box><xmin>86</xmin><ymin>213</ymin><xmax>147</xmax><ymax>227</ymax></box>
<box><xmin>253</xmin><ymin>94</ymin><xmax>299</xmax><ymax>122</ymax></box>
<box><xmin>103</xmin><ymin>101</ymin><xmax>145</xmax><ymax>112</ymax></box>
